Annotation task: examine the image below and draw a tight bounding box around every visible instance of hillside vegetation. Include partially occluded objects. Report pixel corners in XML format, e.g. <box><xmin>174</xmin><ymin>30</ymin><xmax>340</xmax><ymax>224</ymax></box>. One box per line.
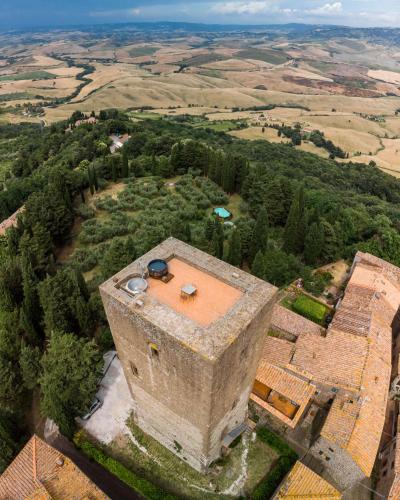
<box><xmin>1</xmin><ymin>109</ymin><xmax>400</xmax><ymax>480</ymax></box>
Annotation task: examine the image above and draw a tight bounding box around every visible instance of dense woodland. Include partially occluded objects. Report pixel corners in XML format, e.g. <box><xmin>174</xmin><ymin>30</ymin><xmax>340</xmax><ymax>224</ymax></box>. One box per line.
<box><xmin>1</xmin><ymin>109</ymin><xmax>400</xmax><ymax>471</ymax></box>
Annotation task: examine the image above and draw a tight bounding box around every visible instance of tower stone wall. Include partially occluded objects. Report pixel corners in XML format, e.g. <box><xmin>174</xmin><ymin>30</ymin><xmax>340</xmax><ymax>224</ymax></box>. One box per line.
<box><xmin>100</xmin><ymin>238</ymin><xmax>277</xmax><ymax>471</ymax></box>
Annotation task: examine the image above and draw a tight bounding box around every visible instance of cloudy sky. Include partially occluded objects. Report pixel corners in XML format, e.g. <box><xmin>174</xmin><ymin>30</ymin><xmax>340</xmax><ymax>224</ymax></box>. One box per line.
<box><xmin>3</xmin><ymin>0</ymin><xmax>400</xmax><ymax>28</ymax></box>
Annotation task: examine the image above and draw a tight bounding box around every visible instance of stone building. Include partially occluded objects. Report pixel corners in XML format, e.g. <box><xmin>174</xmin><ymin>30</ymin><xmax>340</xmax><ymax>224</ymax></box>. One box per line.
<box><xmin>251</xmin><ymin>251</ymin><xmax>400</xmax><ymax>494</ymax></box>
<box><xmin>100</xmin><ymin>237</ymin><xmax>277</xmax><ymax>471</ymax></box>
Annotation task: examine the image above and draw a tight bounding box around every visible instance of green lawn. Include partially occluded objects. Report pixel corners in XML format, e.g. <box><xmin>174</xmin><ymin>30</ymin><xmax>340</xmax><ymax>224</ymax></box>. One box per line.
<box><xmin>292</xmin><ymin>294</ymin><xmax>330</xmax><ymax>325</ymax></box>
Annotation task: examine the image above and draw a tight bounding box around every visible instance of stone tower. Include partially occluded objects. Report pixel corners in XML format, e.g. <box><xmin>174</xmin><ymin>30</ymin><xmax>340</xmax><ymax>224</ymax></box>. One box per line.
<box><xmin>100</xmin><ymin>238</ymin><xmax>277</xmax><ymax>471</ymax></box>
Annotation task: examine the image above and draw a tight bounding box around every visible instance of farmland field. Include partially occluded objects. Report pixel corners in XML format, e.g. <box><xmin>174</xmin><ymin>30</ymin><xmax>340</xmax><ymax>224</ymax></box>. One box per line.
<box><xmin>1</xmin><ymin>23</ymin><xmax>400</xmax><ymax>173</ymax></box>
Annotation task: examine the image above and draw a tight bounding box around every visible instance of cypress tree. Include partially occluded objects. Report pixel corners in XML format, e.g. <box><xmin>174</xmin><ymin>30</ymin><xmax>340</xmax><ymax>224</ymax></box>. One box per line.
<box><xmin>30</xmin><ymin>224</ymin><xmax>53</xmax><ymax>275</ymax></box>
<box><xmin>204</xmin><ymin>218</ymin><xmax>215</xmax><ymax>241</ymax></box>
<box><xmin>304</xmin><ymin>221</ymin><xmax>324</xmax><ymax>265</ymax></box>
<box><xmin>251</xmin><ymin>251</ymin><xmax>265</xmax><ymax>279</ymax></box>
<box><xmin>20</xmin><ymin>255</ymin><xmax>41</xmax><ymax>344</ymax></box>
<box><xmin>74</xmin><ymin>269</ymin><xmax>90</xmax><ymax>302</ymax></box>
<box><xmin>111</xmin><ymin>161</ymin><xmax>117</xmax><ymax>183</ymax></box>
<box><xmin>39</xmin><ymin>331</ymin><xmax>103</xmax><ymax>439</ymax></box>
<box><xmin>88</xmin><ymin>167</ymin><xmax>94</xmax><ymax>195</ymax></box>
<box><xmin>0</xmin><ymin>411</ymin><xmax>19</xmax><ymax>473</ymax></box>
<box><xmin>264</xmin><ymin>177</ymin><xmax>290</xmax><ymax>226</ymax></box>
<box><xmin>125</xmin><ymin>236</ymin><xmax>137</xmax><ymax>262</ymax></box>
<box><xmin>212</xmin><ymin>221</ymin><xmax>224</xmax><ymax>259</ymax></box>
<box><xmin>227</xmin><ymin>229</ymin><xmax>242</xmax><ymax>267</ymax></box>
<box><xmin>283</xmin><ymin>185</ymin><xmax>306</xmax><ymax>255</ymax></box>
<box><xmin>250</xmin><ymin>207</ymin><xmax>269</xmax><ymax>261</ymax></box>
<box><xmin>19</xmin><ymin>344</ymin><xmax>42</xmax><ymax>390</ymax></box>
<box><xmin>321</xmin><ymin>218</ymin><xmax>339</xmax><ymax>262</ymax></box>
<box><xmin>93</xmin><ymin>167</ymin><xmax>99</xmax><ymax>192</ymax></box>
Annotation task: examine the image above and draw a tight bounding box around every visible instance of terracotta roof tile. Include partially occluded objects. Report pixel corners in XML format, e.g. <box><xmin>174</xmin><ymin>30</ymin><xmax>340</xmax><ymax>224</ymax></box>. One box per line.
<box><xmin>261</xmin><ymin>336</ymin><xmax>295</xmax><ymax>367</ymax></box>
<box><xmin>290</xmin><ymin>330</ymin><xmax>368</xmax><ymax>390</ymax></box>
<box><xmin>255</xmin><ymin>251</ymin><xmax>397</xmax><ymax>480</ymax></box>
<box><xmin>275</xmin><ymin>461</ymin><xmax>342</xmax><ymax>498</ymax></box>
<box><xmin>0</xmin><ymin>435</ymin><xmax>108</xmax><ymax>500</ymax></box>
<box><xmin>271</xmin><ymin>304</ymin><xmax>324</xmax><ymax>338</ymax></box>
<box><xmin>252</xmin><ymin>362</ymin><xmax>315</xmax><ymax>427</ymax></box>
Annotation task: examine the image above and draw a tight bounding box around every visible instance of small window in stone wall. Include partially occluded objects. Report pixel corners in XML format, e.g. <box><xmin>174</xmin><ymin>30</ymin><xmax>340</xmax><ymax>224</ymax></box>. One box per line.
<box><xmin>149</xmin><ymin>342</ymin><xmax>159</xmax><ymax>359</ymax></box>
<box><xmin>130</xmin><ymin>362</ymin><xmax>139</xmax><ymax>376</ymax></box>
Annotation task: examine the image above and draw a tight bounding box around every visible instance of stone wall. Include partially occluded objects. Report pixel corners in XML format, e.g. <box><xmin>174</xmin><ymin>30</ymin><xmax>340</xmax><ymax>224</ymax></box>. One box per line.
<box><xmin>100</xmin><ymin>238</ymin><xmax>277</xmax><ymax>472</ymax></box>
<box><xmin>310</xmin><ymin>436</ymin><xmax>364</xmax><ymax>490</ymax></box>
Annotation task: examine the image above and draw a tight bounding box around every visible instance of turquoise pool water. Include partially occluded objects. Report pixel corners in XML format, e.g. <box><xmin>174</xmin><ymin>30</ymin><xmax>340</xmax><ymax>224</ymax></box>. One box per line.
<box><xmin>214</xmin><ymin>207</ymin><xmax>231</xmax><ymax>219</ymax></box>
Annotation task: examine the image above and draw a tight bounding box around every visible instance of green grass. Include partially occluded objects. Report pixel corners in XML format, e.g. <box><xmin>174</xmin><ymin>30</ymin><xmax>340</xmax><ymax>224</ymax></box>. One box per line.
<box><xmin>236</xmin><ymin>48</ymin><xmax>289</xmax><ymax>65</ymax></box>
<box><xmin>0</xmin><ymin>71</ymin><xmax>56</xmax><ymax>81</ymax></box>
<box><xmin>252</xmin><ymin>427</ymin><xmax>298</xmax><ymax>500</ymax></box>
<box><xmin>180</xmin><ymin>52</ymin><xmax>228</xmax><ymax>67</ymax></box>
<box><xmin>192</xmin><ymin>120</ymin><xmax>245</xmax><ymax>132</ymax></box>
<box><xmin>0</xmin><ymin>92</ymin><xmax>34</xmax><ymax>102</ymax></box>
<box><xmin>129</xmin><ymin>111</ymin><xmax>161</xmax><ymax>120</ymax></box>
<box><xmin>226</xmin><ymin>193</ymin><xmax>244</xmax><ymax>219</ymax></box>
<box><xmin>74</xmin><ymin>431</ymin><xmax>176</xmax><ymax>500</ymax></box>
<box><xmin>292</xmin><ymin>294</ymin><xmax>329</xmax><ymax>325</ymax></box>
<box><xmin>102</xmin><ymin>416</ymin><xmax>278</xmax><ymax>499</ymax></box>
<box><xmin>128</xmin><ymin>46</ymin><xmax>158</xmax><ymax>58</ymax></box>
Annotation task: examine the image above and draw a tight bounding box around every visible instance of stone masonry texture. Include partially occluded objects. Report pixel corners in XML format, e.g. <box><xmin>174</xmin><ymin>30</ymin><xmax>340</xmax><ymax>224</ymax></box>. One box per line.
<box><xmin>100</xmin><ymin>238</ymin><xmax>277</xmax><ymax>471</ymax></box>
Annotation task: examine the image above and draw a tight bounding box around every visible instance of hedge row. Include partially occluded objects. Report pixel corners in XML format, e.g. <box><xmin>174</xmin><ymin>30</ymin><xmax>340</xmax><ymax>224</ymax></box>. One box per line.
<box><xmin>253</xmin><ymin>428</ymin><xmax>298</xmax><ymax>499</ymax></box>
<box><xmin>74</xmin><ymin>434</ymin><xmax>176</xmax><ymax>500</ymax></box>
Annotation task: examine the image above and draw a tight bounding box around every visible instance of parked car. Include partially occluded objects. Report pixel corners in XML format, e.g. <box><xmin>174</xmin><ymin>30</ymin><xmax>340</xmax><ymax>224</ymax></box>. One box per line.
<box><xmin>81</xmin><ymin>397</ymin><xmax>102</xmax><ymax>420</ymax></box>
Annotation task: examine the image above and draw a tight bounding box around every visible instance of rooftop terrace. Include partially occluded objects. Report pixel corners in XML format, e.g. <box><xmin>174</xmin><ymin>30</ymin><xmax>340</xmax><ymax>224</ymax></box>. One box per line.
<box><xmin>100</xmin><ymin>238</ymin><xmax>277</xmax><ymax>359</ymax></box>
<box><xmin>147</xmin><ymin>257</ymin><xmax>243</xmax><ymax>327</ymax></box>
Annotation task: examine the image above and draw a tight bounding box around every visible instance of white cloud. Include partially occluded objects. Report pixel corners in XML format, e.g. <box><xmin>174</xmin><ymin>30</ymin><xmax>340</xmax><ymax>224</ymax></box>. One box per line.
<box><xmin>307</xmin><ymin>2</ymin><xmax>342</xmax><ymax>15</ymax></box>
<box><xmin>90</xmin><ymin>7</ymin><xmax>141</xmax><ymax>18</ymax></box>
<box><xmin>211</xmin><ymin>1</ymin><xmax>275</xmax><ymax>15</ymax></box>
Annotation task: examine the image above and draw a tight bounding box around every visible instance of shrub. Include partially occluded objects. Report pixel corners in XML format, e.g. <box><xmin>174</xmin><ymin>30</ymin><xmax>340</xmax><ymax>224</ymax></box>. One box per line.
<box><xmin>98</xmin><ymin>326</ymin><xmax>114</xmax><ymax>351</ymax></box>
<box><xmin>252</xmin><ymin>456</ymin><xmax>295</xmax><ymax>500</ymax></box>
<box><xmin>303</xmin><ymin>271</ymin><xmax>333</xmax><ymax>296</ymax></box>
<box><xmin>74</xmin><ymin>434</ymin><xmax>176</xmax><ymax>500</ymax></box>
<box><xmin>70</xmin><ymin>248</ymin><xmax>98</xmax><ymax>273</ymax></box>
<box><xmin>76</xmin><ymin>204</ymin><xmax>95</xmax><ymax>220</ymax></box>
<box><xmin>253</xmin><ymin>428</ymin><xmax>298</xmax><ymax>499</ymax></box>
<box><xmin>292</xmin><ymin>294</ymin><xmax>328</xmax><ymax>324</ymax></box>
<box><xmin>257</xmin><ymin>427</ymin><xmax>297</xmax><ymax>460</ymax></box>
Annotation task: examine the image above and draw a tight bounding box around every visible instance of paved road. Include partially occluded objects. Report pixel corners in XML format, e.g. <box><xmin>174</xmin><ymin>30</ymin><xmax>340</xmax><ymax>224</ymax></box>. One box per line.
<box><xmin>52</xmin><ymin>436</ymin><xmax>143</xmax><ymax>500</ymax></box>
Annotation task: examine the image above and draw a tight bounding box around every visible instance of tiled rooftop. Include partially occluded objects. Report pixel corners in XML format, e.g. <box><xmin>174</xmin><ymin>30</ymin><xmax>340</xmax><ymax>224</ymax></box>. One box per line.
<box><xmin>274</xmin><ymin>461</ymin><xmax>341</xmax><ymax>499</ymax></box>
<box><xmin>0</xmin><ymin>206</ymin><xmax>24</xmax><ymax>236</ymax></box>
<box><xmin>271</xmin><ymin>304</ymin><xmax>324</xmax><ymax>338</ymax></box>
<box><xmin>0</xmin><ymin>435</ymin><xmax>107</xmax><ymax>500</ymax></box>
<box><xmin>253</xmin><ymin>251</ymin><xmax>398</xmax><ymax>479</ymax></box>
<box><xmin>251</xmin><ymin>362</ymin><xmax>315</xmax><ymax>427</ymax></box>
<box><xmin>259</xmin><ymin>336</ymin><xmax>295</xmax><ymax>367</ymax></box>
